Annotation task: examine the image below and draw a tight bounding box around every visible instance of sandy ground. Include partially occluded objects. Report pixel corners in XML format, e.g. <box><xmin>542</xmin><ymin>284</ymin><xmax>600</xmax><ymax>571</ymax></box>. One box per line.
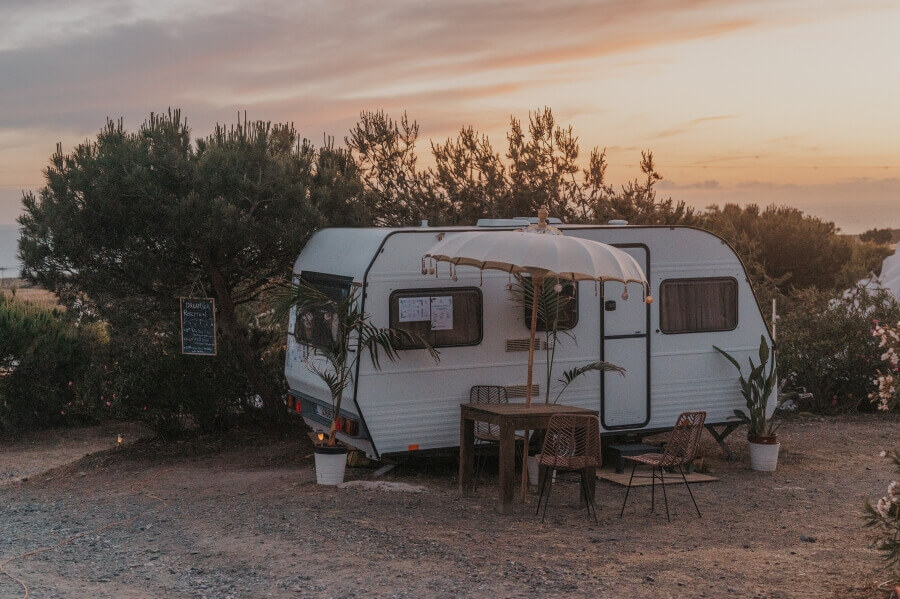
<box><xmin>0</xmin><ymin>414</ymin><xmax>898</xmax><ymax>599</ymax></box>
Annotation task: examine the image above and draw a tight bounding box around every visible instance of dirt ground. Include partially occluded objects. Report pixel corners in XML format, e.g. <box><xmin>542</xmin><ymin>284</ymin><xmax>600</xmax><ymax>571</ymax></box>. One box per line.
<box><xmin>0</xmin><ymin>414</ymin><xmax>898</xmax><ymax>599</ymax></box>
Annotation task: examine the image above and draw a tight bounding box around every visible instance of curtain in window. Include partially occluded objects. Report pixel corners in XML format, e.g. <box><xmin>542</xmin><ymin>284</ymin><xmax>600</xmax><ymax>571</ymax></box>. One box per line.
<box><xmin>660</xmin><ymin>278</ymin><xmax>737</xmax><ymax>334</ymax></box>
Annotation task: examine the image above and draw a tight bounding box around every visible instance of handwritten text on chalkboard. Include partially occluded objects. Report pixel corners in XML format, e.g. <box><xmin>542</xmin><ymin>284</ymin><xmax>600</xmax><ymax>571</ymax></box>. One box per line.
<box><xmin>180</xmin><ymin>297</ymin><xmax>217</xmax><ymax>356</ymax></box>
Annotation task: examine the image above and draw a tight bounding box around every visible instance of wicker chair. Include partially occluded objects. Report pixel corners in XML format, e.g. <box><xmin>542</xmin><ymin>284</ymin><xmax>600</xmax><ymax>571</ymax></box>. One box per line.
<box><xmin>620</xmin><ymin>411</ymin><xmax>706</xmax><ymax>521</ymax></box>
<box><xmin>534</xmin><ymin>414</ymin><xmax>602</xmax><ymax>523</ymax></box>
<box><xmin>469</xmin><ymin>386</ymin><xmax>526</xmax><ymax>479</ymax></box>
<box><xmin>470</xmin><ymin>385</ymin><xmax>508</xmax><ymax>443</ymax></box>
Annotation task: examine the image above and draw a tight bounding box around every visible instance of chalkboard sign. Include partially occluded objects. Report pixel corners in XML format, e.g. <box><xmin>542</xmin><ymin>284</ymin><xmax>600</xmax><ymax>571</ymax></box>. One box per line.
<box><xmin>180</xmin><ymin>297</ymin><xmax>217</xmax><ymax>356</ymax></box>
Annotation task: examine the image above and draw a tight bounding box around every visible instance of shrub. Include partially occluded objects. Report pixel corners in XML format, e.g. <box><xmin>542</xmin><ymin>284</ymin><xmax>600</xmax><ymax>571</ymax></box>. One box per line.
<box><xmin>870</xmin><ymin>321</ymin><xmax>900</xmax><ymax>412</ymax></box>
<box><xmin>0</xmin><ymin>295</ymin><xmax>86</xmax><ymax>431</ymax></box>
<box><xmin>776</xmin><ymin>287</ymin><xmax>900</xmax><ymax>413</ymax></box>
<box><xmin>863</xmin><ymin>449</ymin><xmax>900</xmax><ymax>571</ymax></box>
<box><xmin>77</xmin><ymin>322</ymin><xmax>274</xmax><ymax>438</ymax></box>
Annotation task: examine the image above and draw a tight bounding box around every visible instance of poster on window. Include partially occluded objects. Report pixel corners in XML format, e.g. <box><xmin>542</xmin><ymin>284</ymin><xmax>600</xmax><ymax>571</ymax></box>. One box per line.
<box><xmin>430</xmin><ymin>296</ymin><xmax>453</xmax><ymax>330</ymax></box>
<box><xmin>398</xmin><ymin>297</ymin><xmax>430</xmax><ymax>322</ymax></box>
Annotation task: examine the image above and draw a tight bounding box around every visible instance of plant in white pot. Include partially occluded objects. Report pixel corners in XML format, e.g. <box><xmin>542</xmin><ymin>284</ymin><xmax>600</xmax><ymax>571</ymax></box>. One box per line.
<box><xmin>714</xmin><ymin>336</ymin><xmax>780</xmax><ymax>472</ymax></box>
<box><xmin>510</xmin><ymin>276</ymin><xmax>625</xmax><ymax>485</ymax></box>
<box><xmin>283</xmin><ymin>282</ymin><xmax>438</xmax><ymax>485</ymax></box>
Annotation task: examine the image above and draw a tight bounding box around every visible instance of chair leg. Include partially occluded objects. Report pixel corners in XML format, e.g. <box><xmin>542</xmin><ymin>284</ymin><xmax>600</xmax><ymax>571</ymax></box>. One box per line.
<box><xmin>620</xmin><ymin>462</ymin><xmax>636</xmax><ymax>517</ymax></box>
<box><xmin>535</xmin><ymin>465</ymin><xmax>550</xmax><ymax>517</ymax></box>
<box><xmin>650</xmin><ymin>466</ymin><xmax>656</xmax><ymax>512</ymax></box>
<box><xmin>679</xmin><ymin>464</ymin><xmax>702</xmax><ymax>518</ymax></box>
<box><xmin>659</xmin><ymin>466</ymin><xmax>670</xmax><ymax>522</ymax></box>
<box><xmin>580</xmin><ymin>472</ymin><xmax>598</xmax><ymax>525</ymax></box>
<box><xmin>540</xmin><ymin>471</ymin><xmax>555</xmax><ymax>523</ymax></box>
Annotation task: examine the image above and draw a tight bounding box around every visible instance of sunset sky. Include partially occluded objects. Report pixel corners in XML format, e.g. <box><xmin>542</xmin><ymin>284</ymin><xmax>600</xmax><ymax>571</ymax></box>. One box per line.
<box><xmin>2</xmin><ymin>0</ymin><xmax>899</xmax><ymax>231</ymax></box>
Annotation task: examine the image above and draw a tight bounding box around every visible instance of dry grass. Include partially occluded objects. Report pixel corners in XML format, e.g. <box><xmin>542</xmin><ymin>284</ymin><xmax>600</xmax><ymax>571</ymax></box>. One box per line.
<box><xmin>0</xmin><ymin>279</ymin><xmax>62</xmax><ymax>310</ymax></box>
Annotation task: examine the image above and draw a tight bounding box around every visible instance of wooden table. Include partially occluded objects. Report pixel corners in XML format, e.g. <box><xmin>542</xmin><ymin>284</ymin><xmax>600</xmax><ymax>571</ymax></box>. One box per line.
<box><xmin>459</xmin><ymin>403</ymin><xmax>599</xmax><ymax>513</ymax></box>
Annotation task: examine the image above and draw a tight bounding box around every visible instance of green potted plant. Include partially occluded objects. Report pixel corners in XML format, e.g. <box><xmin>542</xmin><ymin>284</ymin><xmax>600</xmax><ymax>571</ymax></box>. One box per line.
<box><xmin>714</xmin><ymin>335</ymin><xmax>780</xmax><ymax>471</ymax></box>
<box><xmin>510</xmin><ymin>276</ymin><xmax>625</xmax><ymax>484</ymax></box>
<box><xmin>283</xmin><ymin>282</ymin><xmax>438</xmax><ymax>485</ymax></box>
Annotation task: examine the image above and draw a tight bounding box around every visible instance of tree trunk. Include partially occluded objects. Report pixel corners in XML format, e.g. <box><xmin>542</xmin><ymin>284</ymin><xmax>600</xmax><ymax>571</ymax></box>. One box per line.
<box><xmin>207</xmin><ymin>267</ymin><xmax>284</xmax><ymax>426</ymax></box>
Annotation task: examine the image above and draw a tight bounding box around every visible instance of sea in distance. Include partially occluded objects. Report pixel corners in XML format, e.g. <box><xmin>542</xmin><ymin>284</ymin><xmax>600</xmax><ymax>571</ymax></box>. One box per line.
<box><xmin>0</xmin><ymin>224</ymin><xmax>20</xmax><ymax>276</ymax></box>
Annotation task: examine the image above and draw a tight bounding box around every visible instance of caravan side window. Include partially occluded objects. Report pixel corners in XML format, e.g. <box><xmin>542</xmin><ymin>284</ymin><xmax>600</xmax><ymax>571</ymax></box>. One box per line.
<box><xmin>659</xmin><ymin>277</ymin><xmax>738</xmax><ymax>334</ymax></box>
<box><xmin>389</xmin><ymin>288</ymin><xmax>483</xmax><ymax>349</ymax></box>
<box><xmin>294</xmin><ymin>272</ymin><xmax>353</xmax><ymax>349</ymax></box>
<box><xmin>521</xmin><ymin>278</ymin><xmax>578</xmax><ymax>332</ymax></box>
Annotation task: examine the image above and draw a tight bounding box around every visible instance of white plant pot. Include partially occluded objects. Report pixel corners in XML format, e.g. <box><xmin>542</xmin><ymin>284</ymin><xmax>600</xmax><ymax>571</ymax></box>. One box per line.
<box><xmin>314</xmin><ymin>446</ymin><xmax>348</xmax><ymax>485</ymax></box>
<box><xmin>749</xmin><ymin>441</ymin><xmax>780</xmax><ymax>472</ymax></box>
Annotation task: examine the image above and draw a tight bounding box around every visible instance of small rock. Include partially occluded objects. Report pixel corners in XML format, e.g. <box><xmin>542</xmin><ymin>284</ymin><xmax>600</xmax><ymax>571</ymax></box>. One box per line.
<box><xmin>644</xmin><ymin>575</ymin><xmax>655</xmax><ymax>583</ymax></box>
<box><xmin>800</xmin><ymin>536</ymin><xmax>817</xmax><ymax>543</ymax></box>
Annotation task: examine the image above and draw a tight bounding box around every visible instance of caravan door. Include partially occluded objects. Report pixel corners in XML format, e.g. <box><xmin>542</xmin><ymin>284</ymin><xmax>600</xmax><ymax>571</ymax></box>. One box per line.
<box><xmin>601</xmin><ymin>245</ymin><xmax>650</xmax><ymax>429</ymax></box>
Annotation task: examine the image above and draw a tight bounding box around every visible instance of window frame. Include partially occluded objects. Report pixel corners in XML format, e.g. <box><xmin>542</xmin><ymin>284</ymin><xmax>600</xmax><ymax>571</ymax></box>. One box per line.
<box><xmin>521</xmin><ymin>278</ymin><xmax>579</xmax><ymax>332</ymax></box>
<box><xmin>658</xmin><ymin>276</ymin><xmax>739</xmax><ymax>335</ymax></box>
<box><xmin>388</xmin><ymin>286</ymin><xmax>484</xmax><ymax>349</ymax></box>
<box><xmin>292</xmin><ymin>271</ymin><xmax>354</xmax><ymax>350</ymax></box>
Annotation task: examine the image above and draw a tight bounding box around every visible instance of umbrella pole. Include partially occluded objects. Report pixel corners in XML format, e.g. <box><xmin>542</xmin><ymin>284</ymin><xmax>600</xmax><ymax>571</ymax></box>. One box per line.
<box><xmin>522</xmin><ymin>277</ymin><xmax>542</xmax><ymax>502</ymax></box>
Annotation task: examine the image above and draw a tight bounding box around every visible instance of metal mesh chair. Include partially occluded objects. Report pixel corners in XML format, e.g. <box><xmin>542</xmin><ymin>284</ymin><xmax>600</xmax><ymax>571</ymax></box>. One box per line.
<box><xmin>620</xmin><ymin>411</ymin><xmax>706</xmax><ymax>521</ymax></box>
<box><xmin>534</xmin><ymin>414</ymin><xmax>602</xmax><ymax>523</ymax></box>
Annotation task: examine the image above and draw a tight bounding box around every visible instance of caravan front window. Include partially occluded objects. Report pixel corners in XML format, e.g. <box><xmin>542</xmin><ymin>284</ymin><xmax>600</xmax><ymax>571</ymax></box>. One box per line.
<box><xmin>294</xmin><ymin>272</ymin><xmax>352</xmax><ymax>349</ymax></box>
<box><xmin>659</xmin><ymin>277</ymin><xmax>738</xmax><ymax>334</ymax></box>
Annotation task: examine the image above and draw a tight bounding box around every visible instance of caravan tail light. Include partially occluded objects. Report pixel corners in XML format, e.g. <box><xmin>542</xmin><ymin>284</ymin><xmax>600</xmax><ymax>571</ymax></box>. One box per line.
<box><xmin>334</xmin><ymin>416</ymin><xmax>360</xmax><ymax>437</ymax></box>
<box><xmin>286</xmin><ymin>393</ymin><xmax>302</xmax><ymax>414</ymax></box>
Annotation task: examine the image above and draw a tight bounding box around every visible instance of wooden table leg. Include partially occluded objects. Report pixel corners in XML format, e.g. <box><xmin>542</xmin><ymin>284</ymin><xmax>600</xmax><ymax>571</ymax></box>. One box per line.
<box><xmin>459</xmin><ymin>413</ymin><xmax>475</xmax><ymax>496</ymax></box>
<box><xmin>498</xmin><ymin>418</ymin><xmax>516</xmax><ymax>513</ymax></box>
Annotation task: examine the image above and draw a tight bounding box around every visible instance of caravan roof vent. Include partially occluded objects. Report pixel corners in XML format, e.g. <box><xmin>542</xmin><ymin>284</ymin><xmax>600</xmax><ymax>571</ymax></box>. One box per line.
<box><xmin>608</xmin><ymin>219</ymin><xmax>629</xmax><ymax>226</ymax></box>
<box><xmin>476</xmin><ymin>218</ymin><xmax>532</xmax><ymax>227</ymax></box>
<box><xmin>514</xmin><ymin>216</ymin><xmax>563</xmax><ymax>225</ymax></box>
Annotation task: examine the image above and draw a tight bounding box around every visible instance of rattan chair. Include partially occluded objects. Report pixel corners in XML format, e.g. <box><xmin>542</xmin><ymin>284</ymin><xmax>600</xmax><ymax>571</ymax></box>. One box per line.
<box><xmin>534</xmin><ymin>414</ymin><xmax>602</xmax><ymax>523</ymax></box>
<box><xmin>469</xmin><ymin>386</ymin><xmax>526</xmax><ymax>479</ymax></box>
<box><xmin>620</xmin><ymin>411</ymin><xmax>706</xmax><ymax>522</ymax></box>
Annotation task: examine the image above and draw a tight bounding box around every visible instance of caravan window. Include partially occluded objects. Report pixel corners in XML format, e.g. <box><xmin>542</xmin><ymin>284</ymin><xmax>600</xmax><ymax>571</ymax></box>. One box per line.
<box><xmin>659</xmin><ymin>277</ymin><xmax>738</xmax><ymax>334</ymax></box>
<box><xmin>389</xmin><ymin>288</ymin><xmax>483</xmax><ymax>349</ymax></box>
<box><xmin>521</xmin><ymin>278</ymin><xmax>578</xmax><ymax>331</ymax></box>
<box><xmin>293</xmin><ymin>272</ymin><xmax>353</xmax><ymax>349</ymax></box>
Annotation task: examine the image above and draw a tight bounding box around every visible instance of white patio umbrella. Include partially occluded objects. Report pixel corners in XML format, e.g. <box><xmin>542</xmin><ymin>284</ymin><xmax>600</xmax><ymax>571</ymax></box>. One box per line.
<box><xmin>424</xmin><ymin>207</ymin><xmax>649</xmax><ymax>408</ymax></box>
<box><xmin>424</xmin><ymin>207</ymin><xmax>650</xmax><ymax>499</ymax></box>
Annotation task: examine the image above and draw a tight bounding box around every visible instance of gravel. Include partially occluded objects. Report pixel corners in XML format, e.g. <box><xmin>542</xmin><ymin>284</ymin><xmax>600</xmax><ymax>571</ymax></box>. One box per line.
<box><xmin>0</xmin><ymin>413</ymin><xmax>897</xmax><ymax>598</ymax></box>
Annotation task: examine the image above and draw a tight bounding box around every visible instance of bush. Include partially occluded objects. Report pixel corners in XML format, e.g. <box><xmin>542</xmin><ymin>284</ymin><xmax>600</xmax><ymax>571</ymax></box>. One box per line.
<box><xmin>77</xmin><ymin>320</ymin><xmax>280</xmax><ymax>438</ymax></box>
<box><xmin>776</xmin><ymin>287</ymin><xmax>900</xmax><ymax>413</ymax></box>
<box><xmin>863</xmin><ymin>449</ymin><xmax>900</xmax><ymax>571</ymax></box>
<box><xmin>0</xmin><ymin>295</ymin><xmax>86</xmax><ymax>431</ymax></box>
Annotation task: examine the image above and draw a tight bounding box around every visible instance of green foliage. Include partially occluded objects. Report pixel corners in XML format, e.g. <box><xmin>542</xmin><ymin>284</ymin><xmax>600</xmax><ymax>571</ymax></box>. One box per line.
<box><xmin>346</xmin><ymin>110</ymin><xmax>443</xmax><ymax>226</ymax></box>
<box><xmin>356</xmin><ymin>107</ymin><xmax>698</xmax><ymax>226</ymax></box>
<box><xmin>508</xmin><ymin>275</ymin><xmax>625</xmax><ymax>403</ymax></box>
<box><xmin>555</xmin><ymin>361</ymin><xmax>625</xmax><ymax>404</ymax></box>
<box><xmin>777</xmin><ymin>287</ymin><xmax>900</xmax><ymax>413</ymax></box>
<box><xmin>277</xmin><ymin>283</ymin><xmax>439</xmax><ymax>444</ymax></box>
<box><xmin>591</xmin><ymin>151</ymin><xmax>701</xmax><ymax>226</ymax></box>
<box><xmin>508</xmin><ymin>275</ymin><xmax>576</xmax><ymax>403</ymax></box>
<box><xmin>860</xmin><ymin>228</ymin><xmax>895</xmax><ymax>245</ymax></box>
<box><xmin>19</xmin><ymin>110</ymin><xmax>371</xmax><ymax>427</ymax></box>
<box><xmin>703</xmin><ymin>204</ymin><xmax>860</xmax><ymax>292</ymax></box>
<box><xmin>0</xmin><ymin>295</ymin><xmax>84</xmax><ymax>431</ymax></box>
<box><xmin>714</xmin><ymin>336</ymin><xmax>779</xmax><ymax>439</ymax></box>
<box><xmin>77</xmin><ymin>329</ymin><xmax>254</xmax><ymax>438</ymax></box>
<box><xmin>863</xmin><ymin>449</ymin><xmax>900</xmax><ymax>571</ymax></box>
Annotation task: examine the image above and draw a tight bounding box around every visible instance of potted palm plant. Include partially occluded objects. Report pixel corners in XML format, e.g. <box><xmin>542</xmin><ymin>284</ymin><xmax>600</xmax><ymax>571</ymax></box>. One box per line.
<box><xmin>283</xmin><ymin>282</ymin><xmax>438</xmax><ymax>485</ymax></box>
<box><xmin>510</xmin><ymin>276</ymin><xmax>625</xmax><ymax>484</ymax></box>
<box><xmin>714</xmin><ymin>336</ymin><xmax>780</xmax><ymax>471</ymax></box>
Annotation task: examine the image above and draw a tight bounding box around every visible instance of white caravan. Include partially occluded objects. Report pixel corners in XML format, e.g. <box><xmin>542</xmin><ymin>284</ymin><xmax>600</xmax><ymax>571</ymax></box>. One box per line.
<box><xmin>285</xmin><ymin>222</ymin><xmax>773</xmax><ymax>458</ymax></box>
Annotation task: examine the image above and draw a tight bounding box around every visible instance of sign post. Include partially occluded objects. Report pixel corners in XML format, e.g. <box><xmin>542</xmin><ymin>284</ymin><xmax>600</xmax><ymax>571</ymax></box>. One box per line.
<box><xmin>180</xmin><ymin>297</ymin><xmax>217</xmax><ymax>356</ymax></box>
